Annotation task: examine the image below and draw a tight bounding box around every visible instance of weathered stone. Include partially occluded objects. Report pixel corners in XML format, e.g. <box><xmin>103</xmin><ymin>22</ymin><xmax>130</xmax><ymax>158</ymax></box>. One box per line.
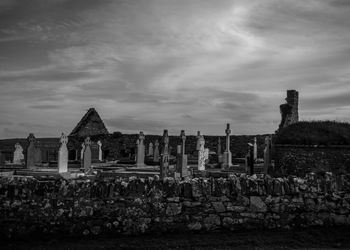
<box><xmin>166</xmin><ymin>203</ymin><xmax>182</xmax><ymax>216</ymax></box>
<box><xmin>250</xmin><ymin>196</ymin><xmax>267</xmax><ymax>212</ymax></box>
<box><xmin>203</xmin><ymin>214</ymin><xmax>221</xmax><ymax>230</ymax></box>
<box><xmin>212</xmin><ymin>202</ymin><xmax>226</xmax><ymax>213</ymax></box>
<box><xmin>187</xmin><ymin>222</ymin><xmax>202</xmax><ymax>231</ymax></box>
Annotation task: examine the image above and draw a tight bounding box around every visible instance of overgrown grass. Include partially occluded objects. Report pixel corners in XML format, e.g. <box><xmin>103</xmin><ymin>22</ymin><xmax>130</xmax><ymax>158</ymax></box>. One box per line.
<box><xmin>275</xmin><ymin>120</ymin><xmax>350</xmax><ymax>145</ymax></box>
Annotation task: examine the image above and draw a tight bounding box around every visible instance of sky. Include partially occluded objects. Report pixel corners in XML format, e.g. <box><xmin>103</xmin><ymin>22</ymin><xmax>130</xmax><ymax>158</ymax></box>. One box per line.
<box><xmin>0</xmin><ymin>0</ymin><xmax>350</xmax><ymax>138</ymax></box>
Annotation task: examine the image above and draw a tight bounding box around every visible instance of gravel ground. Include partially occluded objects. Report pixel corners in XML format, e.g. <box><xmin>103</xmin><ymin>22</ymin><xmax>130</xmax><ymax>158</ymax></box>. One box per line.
<box><xmin>2</xmin><ymin>226</ymin><xmax>350</xmax><ymax>250</ymax></box>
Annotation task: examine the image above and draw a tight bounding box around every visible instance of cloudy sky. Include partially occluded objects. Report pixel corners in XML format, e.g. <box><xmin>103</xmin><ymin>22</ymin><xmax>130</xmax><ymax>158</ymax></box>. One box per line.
<box><xmin>0</xmin><ymin>0</ymin><xmax>350</xmax><ymax>138</ymax></box>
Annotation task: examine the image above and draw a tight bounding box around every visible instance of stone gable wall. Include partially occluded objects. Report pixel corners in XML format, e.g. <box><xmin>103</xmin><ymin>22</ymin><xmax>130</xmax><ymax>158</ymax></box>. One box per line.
<box><xmin>1</xmin><ymin>174</ymin><xmax>350</xmax><ymax>239</ymax></box>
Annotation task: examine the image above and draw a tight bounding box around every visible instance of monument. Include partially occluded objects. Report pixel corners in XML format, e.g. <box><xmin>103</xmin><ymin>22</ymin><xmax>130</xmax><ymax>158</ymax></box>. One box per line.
<box><xmin>153</xmin><ymin>140</ymin><xmax>160</xmax><ymax>162</ymax></box>
<box><xmin>222</xmin><ymin>123</ymin><xmax>232</xmax><ymax>169</ymax></box>
<box><xmin>160</xmin><ymin>130</ymin><xmax>170</xmax><ymax>179</ymax></box>
<box><xmin>136</xmin><ymin>131</ymin><xmax>145</xmax><ymax>167</ymax></box>
<box><xmin>13</xmin><ymin>143</ymin><xmax>24</xmax><ymax>164</ymax></box>
<box><xmin>26</xmin><ymin>133</ymin><xmax>36</xmax><ymax>169</ymax></box>
<box><xmin>198</xmin><ymin>135</ymin><xmax>209</xmax><ymax>171</ymax></box>
<box><xmin>196</xmin><ymin>131</ymin><xmax>201</xmax><ymax>151</ymax></box>
<box><xmin>83</xmin><ymin>137</ymin><xmax>92</xmax><ymax>171</ymax></box>
<box><xmin>97</xmin><ymin>140</ymin><xmax>103</xmax><ymax>161</ymax></box>
<box><xmin>80</xmin><ymin>143</ymin><xmax>85</xmax><ymax>161</ymax></box>
<box><xmin>253</xmin><ymin>137</ymin><xmax>257</xmax><ymax>162</ymax></box>
<box><xmin>264</xmin><ymin>136</ymin><xmax>271</xmax><ymax>174</ymax></box>
<box><xmin>176</xmin><ymin>130</ymin><xmax>188</xmax><ymax>178</ymax></box>
<box><xmin>58</xmin><ymin>133</ymin><xmax>68</xmax><ymax>173</ymax></box>
<box><xmin>217</xmin><ymin>137</ymin><xmax>223</xmax><ymax>164</ymax></box>
<box><xmin>246</xmin><ymin>143</ymin><xmax>254</xmax><ymax>175</ymax></box>
<box><xmin>148</xmin><ymin>142</ymin><xmax>153</xmax><ymax>156</ymax></box>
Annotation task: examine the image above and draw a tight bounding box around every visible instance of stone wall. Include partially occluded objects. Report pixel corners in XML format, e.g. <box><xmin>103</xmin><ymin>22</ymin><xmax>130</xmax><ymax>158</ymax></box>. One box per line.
<box><xmin>1</xmin><ymin>174</ymin><xmax>350</xmax><ymax>239</ymax></box>
<box><xmin>274</xmin><ymin>145</ymin><xmax>350</xmax><ymax>176</ymax></box>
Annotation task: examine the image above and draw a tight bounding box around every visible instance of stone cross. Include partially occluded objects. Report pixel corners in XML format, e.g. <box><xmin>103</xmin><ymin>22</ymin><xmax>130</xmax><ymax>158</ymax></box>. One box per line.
<box><xmin>196</xmin><ymin>131</ymin><xmax>201</xmax><ymax>151</ymax></box>
<box><xmin>198</xmin><ymin>135</ymin><xmax>209</xmax><ymax>171</ymax></box>
<box><xmin>222</xmin><ymin>123</ymin><xmax>232</xmax><ymax>169</ymax></box>
<box><xmin>263</xmin><ymin>136</ymin><xmax>271</xmax><ymax>174</ymax></box>
<box><xmin>13</xmin><ymin>143</ymin><xmax>24</xmax><ymax>164</ymax></box>
<box><xmin>253</xmin><ymin>137</ymin><xmax>257</xmax><ymax>162</ymax></box>
<box><xmin>148</xmin><ymin>142</ymin><xmax>153</xmax><ymax>156</ymax></box>
<box><xmin>136</xmin><ymin>131</ymin><xmax>145</xmax><ymax>167</ymax></box>
<box><xmin>26</xmin><ymin>133</ymin><xmax>36</xmax><ymax>169</ymax></box>
<box><xmin>83</xmin><ymin>137</ymin><xmax>92</xmax><ymax>171</ymax></box>
<box><xmin>160</xmin><ymin>130</ymin><xmax>169</xmax><ymax>179</ymax></box>
<box><xmin>97</xmin><ymin>140</ymin><xmax>103</xmax><ymax>161</ymax></box>
<box><xmin>58</xmin><ymin>133</ymin><xmax>68</xmax><ymax>173</ymax></box>
<box><xmin>153</xmin><ymin>140</ymin><xmax>160</xmax><ymax>162</ymax></box>
<box><xmin>80</xmin><ymin>143</ymin><xmax>85</xmax><ymax>161</ymax></box>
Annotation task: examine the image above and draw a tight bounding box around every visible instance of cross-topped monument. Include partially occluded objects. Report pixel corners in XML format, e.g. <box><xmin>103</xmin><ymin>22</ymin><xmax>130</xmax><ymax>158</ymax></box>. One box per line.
<box><xmin>222</xmin><ymin>123</ymin><xmax>232</xmax><ymax>169</ymax></box>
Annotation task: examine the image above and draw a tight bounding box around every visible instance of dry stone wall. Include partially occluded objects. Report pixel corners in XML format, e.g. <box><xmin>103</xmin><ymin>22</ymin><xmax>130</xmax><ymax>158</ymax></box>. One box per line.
<box><xmin>1</xmin><ymin>174</ymin><xmax>350</xmax><ymax>239</ymax></box>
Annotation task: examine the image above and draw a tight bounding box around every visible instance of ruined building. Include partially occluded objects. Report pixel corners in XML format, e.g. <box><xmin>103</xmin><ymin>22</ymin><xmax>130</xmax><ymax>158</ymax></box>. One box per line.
<box><xmin>278</xmin><ymin>90</ymin><xmax>299</xmax><ymax>131</ymax></box>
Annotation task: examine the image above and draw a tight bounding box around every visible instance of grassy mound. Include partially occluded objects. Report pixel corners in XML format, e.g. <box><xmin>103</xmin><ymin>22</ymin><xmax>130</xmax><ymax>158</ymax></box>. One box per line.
<box><xmin>275</xmin><ymin>121</ymin><xmax>350</xmax><ymax>145</ymax></box>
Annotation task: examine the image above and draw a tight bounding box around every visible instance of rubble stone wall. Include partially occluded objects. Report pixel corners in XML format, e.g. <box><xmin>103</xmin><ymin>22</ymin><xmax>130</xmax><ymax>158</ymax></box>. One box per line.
<box><xmin>274</xmin><ymin>145</ymin><xmax>350</xmax><ymax>176</ymax></box>
<box><xmin>1</xmin><ymin>174</ymin><xmax>350</xmax><ymax>239</ymax></box>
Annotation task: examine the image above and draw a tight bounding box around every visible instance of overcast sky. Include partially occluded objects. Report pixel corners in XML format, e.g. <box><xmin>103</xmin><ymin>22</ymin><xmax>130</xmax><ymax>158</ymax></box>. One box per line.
<box><xmin>0</xmin><ymin>0</ymin><xmax>350</xmax><ymax>138</ymax></box>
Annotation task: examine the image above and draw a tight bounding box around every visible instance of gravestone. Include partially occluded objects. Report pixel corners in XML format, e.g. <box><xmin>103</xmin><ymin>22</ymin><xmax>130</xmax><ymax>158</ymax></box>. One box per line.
<box><xmin>13</xmin><ymin>143</ymin><xmax>24</xmax><ymax>164</ymax></box>
<box><xmin>160</xmin><ymin>130</ymin><xmax>170</xmax><ymax>179</ymax></box>
<box><xmin>222</xmin><ymin>123</ymin><xmax>232</xmax><ymax>169</ymax></box>
<box><xmin>263</xmin><ymin>136</ymin><xmax>271</xmax><ymax>174</ymax></box>
<box><xmin>153</xmin><ymin>140</ymin><xmax>160</xmax><ymax>162</ymax></box>
<box><xmin>196</xmin><ymin>131</ymin><xmax>201</xmax><ymax>151</ymax></box>
<box><xmin>80</xmin><ymin>143</ymin><xmax>85</xmax><ymax>161</ymax></box>
<box><xmin>176</xmin><ymin>130</ymin><xmax>188</xmax><ymax>178</ymax></box>
<box><xmin>83</xmin><ymin>137</ymin><xmax>92</xmax><ymax>171</ymax></box>
<box><xmin>148</xmin><ymin>142</ymin><xmax>153</xmax><ymax>156</ymax></box>
<box><xmin>198</xmin><ymin>135</ymin><xmax>209</xmax><ymax>171</ymax></box>
<box><xmin>136</xmin><ymin>131</ymin><xmax>145</xmax><ymax>167</ymax></box>
<box><xmin>26</xmin><ymin>133</ymin><xmax>36</xmax><ymax>169</ymax></box>
<box><xmin>58</xmin><ymin>133</ymin><xmax>68</xmax><ymax>173</ymax></box>
<box><xmin>217</xmin><ymin>137</ymin><xmax>223</xmax><ymax>164</ymax></box>
<box><xmin>253</xmin><ymin>137</ymin><xmax>257</xmax><ymax>162</ymax></box>
<box><xmin>246</xmin><ymin>143</ymin><xmax>254</xmax><ymax>175</ymax></box>
<box><xmin>35</xmin><ymin>148</ymin><xmax>42</xmax><ymax>164</ymax></box>
<box><xmin>97</xmin><ymin>140</ymin><xmax>103</xmax><ymax>161</ymax></box>
<box><xmin>0</xmin><ymin>151</ymin><xmax>5</xmax><ymax>166</ymax></box>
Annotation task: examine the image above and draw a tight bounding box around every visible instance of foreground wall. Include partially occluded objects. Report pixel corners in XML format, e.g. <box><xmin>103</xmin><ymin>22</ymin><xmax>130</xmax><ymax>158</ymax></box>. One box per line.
<box><xmin>274</xmin><ymin>145</ymin><xmax>350</xmax><ymax>176</ymax></box>
<box><xmin>1</xmin><ymin>174</ymin><xmax>350</xmax><ymax>238</ymax></box>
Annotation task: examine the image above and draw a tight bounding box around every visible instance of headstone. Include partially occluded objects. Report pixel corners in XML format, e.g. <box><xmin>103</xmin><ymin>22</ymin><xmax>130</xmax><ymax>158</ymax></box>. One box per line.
<box><xmin>26</xmin><ymin>133</ymin><xmax>36</xmax><ymax>169</ymax></box>
<box><xmin>97</xmin><ymin>140</ymin><xmax>103</xmax><ymax>161</ymax></box>
<box><xmin>35</xmin><ymin>148</ymin><xmax>42</xmax><ymax>164</ymax></box>
<box><xmin>80</xmin><ymin>143</ymin><xmax>85</xmax><ymax>161</ymax></box>
<box><xmin>153</xmin><ymin>140</ymin><xmax>160</xmax><ymax>162</ymax></box>
<box><xmin>0</xmin><ymin>151</ymin><xmax>5</xmax><ymax>166</ymax></box>
<box><xmin>222</xmin><ymin>123</ymin><xmax>232</xmax><ymax>169</ymax></box>
<box><xmin>136</xmin><ymin>131</ymin><xmax>145</xmax><ymax>167</ymax></box>
<box><xmin>58</xmin><ymin>133</ymin><xmax>68</xmax><ymax>173</ymax></box>
<box><xmin>83</xmin><ymin>137</ymin><xmax>92</xmax><ymax>171</ymax></box>
<box><xmin>13</xmin><ymin>143</ymin><xmax>24</xmax><ymax>164</ymax></box>
<box><xmin>253</xmin><ymin>137</ymin><xmax>257</xmax><ymax>162</ymax></box>
<box><xmin>176</xmin><ymin>130</ymin><xmax>188</xmax><ymax>178</ymax></box>
<box><xmin>198</xmin><ymin>135</ymin><xmax>209</xmax><ymax>171</ymax></box>
<box><xmin>217</xmin><ymin>137</ymin><xmax>223</xmax><ymax>164</ymax></box>
<box><xmin>246</xmin><ymin>143</ymin><xmax>254</xmax><ymax>175</ymax></box>
<box><xmin>263</xmin><ymin>136</ymin><xmax>271</xmax><ymax>174</ymax></box>
<box><xmin>196</xmin><ymin>131</ymin><xmax>201</xmax><ymax>151</ymax></box>
<box><xmin>160</xmin><ymin>130</ymin><xmax>170</xmax><ymax>179</ymax></box>
<box><xmin>148</xmin><ymin>142</ymin><xmax>153</xmax><ymax>156</ymax></box>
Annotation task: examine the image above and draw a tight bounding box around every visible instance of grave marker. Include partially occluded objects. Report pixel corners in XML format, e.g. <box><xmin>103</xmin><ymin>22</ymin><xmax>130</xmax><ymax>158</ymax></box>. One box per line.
<box><xmin>222</xmin><ymin>123</ymin><xmax>232</xmax><ymax>169</ymax></box>
<box><xmin>83</xmin><ymin>137</ymin><xmax>92</xmax><ymax>171</ymax></box>
<box><xmin>58</xmin><ymin>133</ymin><xmax>68</xmax><ymax>173</ymax></box>
<box><xmin>198</xmin><ymin>135</ymin><xmax>209</xmax><ymax>171</ymax></box>
<box><xmin>136</xmin><ymin>131</ymin><xmax>145</xmax><ymax>167</ymax></box>
<box><xmin>153</xmin><ymin>140</ymin><xmax>160</xmax><ymax>162</ymax></box>
<box><xmin>13</xmin><ymin>143</ymin><xmax>24</xmax><ymax>164</ymax></box>
<box><xmin>26</xmin><ymin>133</ymin><xmax>36</xmax><ymax>169</ymax></box>
<box><xmin>97</xmin><ymin>140</ymin><xmax>103</xmax><ymax>161</ymax></box>
<box><xmin>148</xmin><ymin>142</ymin><xmax>153</xmax><ymax>156</ymax></box>
<box><xmin>160</xmin><ymin>130</ymin><xmax>169</xmax><ymax>179</ymax></box>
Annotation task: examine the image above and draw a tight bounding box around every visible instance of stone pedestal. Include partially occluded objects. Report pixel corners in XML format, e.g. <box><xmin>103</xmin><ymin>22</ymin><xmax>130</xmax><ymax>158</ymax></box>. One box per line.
<box><xmin>58</xmin><ymin>133</ymin><xmax>68</xmax><ymax>173</ymax></box>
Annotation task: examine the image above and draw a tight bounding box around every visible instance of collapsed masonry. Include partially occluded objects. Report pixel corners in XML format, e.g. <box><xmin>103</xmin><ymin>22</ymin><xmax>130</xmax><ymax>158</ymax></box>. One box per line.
<box><xmin>278</xmin><ymin>90</ymin><xmax>299</xmax><ymax>131</ymax></box>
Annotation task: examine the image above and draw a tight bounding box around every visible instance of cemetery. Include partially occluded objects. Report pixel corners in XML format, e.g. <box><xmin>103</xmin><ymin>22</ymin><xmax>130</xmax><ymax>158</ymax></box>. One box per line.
<box><xmin>1</xmin><ymin>90</ymin><xmax>350</xmax><ymax>239</ymax></box>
